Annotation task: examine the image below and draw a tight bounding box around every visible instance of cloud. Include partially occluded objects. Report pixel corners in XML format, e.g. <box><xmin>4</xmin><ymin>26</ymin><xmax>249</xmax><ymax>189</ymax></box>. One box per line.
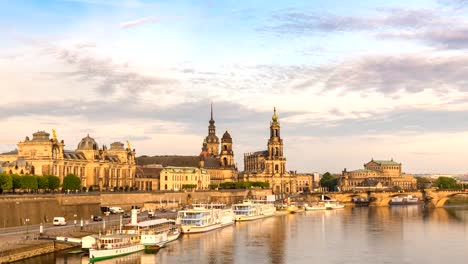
<box><xmin>120</xmin><ymin>17</ymin><xmax>161</xmax><ymax>28</ymax></box>
<box><xmin>264</xmin><ymin>8</ymin><xmax>468</xmax><ymax>50</ymax></box>
<box><xmin>291</xmin><ymin>53</ymin><xmax>468</xmax><ymax>94</ymax></box>
<box><xmin>41</xmin><ymin>45</ymin><xmax>176</xmax><ymax>97</ymax></box>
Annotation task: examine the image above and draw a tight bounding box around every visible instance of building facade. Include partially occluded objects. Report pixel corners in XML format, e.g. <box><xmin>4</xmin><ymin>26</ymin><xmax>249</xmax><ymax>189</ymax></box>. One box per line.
<box><xmin>0</xmin><ymin>131</ymin><xmax>136</xmax><ymax>190</ymax></box>
<box><xmin>242</xmin><ymin>108</ymin><xmax>298</xmax><ymax>194</ymax></box>
<box><xmin>338</xmin><ymin>159</ymin><xmax>417</xmax><ymax>191</ymax></box>
<box><xmin>159</xmin><ymin>166</ymin><xmax>210</xmax><ymax>191</ymax></box>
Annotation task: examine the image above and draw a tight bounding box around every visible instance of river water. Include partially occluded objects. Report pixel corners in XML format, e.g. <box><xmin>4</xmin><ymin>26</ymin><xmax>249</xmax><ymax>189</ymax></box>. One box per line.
<box><xmin>14</xmin><ymin>206</ymin><xmax>468</xmax><ymax>264</ymax></box>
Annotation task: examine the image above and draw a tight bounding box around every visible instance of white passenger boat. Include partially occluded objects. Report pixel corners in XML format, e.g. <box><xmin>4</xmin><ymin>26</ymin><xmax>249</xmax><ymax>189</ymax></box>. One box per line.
<box><xmin>389</xmin><ymin>195</ymin><xmax>422</xmax><ymax>205</ymax></box>
<box><xmin>139</xmin><ymin>219</ymin><xmax>181</xmax><ymax>252</ymax></box>
<box><xmin>88</xmin><ymin>234</ymin><xmax>143</xmax><ymax>262</ymax></box>
<box><xmin>232</xmin><ymin>200</ymin><xmax>276</xmax><ymax>221</ymax></box>
<box><xmin>305</xmin><ymin>200</ymin><xmax>344</xmax><ymax>210</ymax></box>
<box><xmin>176</xmin><ymin>204</ymin><xmax>235</xmax><ymax>233</ymax></box>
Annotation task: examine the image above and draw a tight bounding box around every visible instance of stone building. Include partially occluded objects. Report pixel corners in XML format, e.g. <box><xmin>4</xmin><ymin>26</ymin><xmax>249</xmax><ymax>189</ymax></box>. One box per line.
<box><xmin>135</xmin><ymin>104</ymin><xmax>238</xmax><ymax>186</ymax></box>
<box><xmin>242</xmin><ymin>108</ymin><xmax>299</xmax><ymax>194</ymax></box>
<box><xmin>338</xmin><ymin>159</ymin><xmax>417</xmax><ymax>191</ymax></box>
<box><xmin>159</xmin><ymin>166</ymin><xmax>210</xmax><ymax>191</ymax></box>
<box><xmin>0</xmin><ymin>131</ymin><xmax>136</xmax><ymax>190</ymax></box>
<box><xmin>135</xmin><ymin>165</ymin><xmax>162</xmax><ymax>191</ymax></box>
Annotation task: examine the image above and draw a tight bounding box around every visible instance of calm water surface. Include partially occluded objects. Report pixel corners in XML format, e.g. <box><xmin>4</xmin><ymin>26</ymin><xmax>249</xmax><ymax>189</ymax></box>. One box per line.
<box><xmin>16</xmin><ymin>206</ymin><xmax>468</xmax><ymax>264</ymax></box>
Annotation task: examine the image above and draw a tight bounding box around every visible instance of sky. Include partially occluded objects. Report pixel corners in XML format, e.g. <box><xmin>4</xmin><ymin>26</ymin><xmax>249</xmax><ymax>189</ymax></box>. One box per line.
<box><xmin>2</xmin><ymin>0</ymin><xmax>468</xmax><ymax>174</ymax></box>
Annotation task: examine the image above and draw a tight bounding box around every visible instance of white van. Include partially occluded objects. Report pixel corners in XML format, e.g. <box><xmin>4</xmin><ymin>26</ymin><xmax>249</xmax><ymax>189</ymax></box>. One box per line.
<box><xmin>53</xmin><ymin>217</ymin><xmax>67</xmax><ymax>226</ymax></box>
<box><xmin>109</xmin><ymin>207</ymin><xmax>124</xmax><ymax>214</ymax></box>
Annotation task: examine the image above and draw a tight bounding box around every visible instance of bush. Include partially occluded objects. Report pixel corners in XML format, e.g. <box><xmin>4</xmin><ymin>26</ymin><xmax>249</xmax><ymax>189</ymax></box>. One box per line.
<box><xmin>209</xmin><ymin>184</ymin><xmax>218</xmax><ymax>190</ymax></box>
<box><xmin>219</xmin><ymin>181</ymin><xmax>269</xmax><ymax>189</ymax></box>
<box><xmin>62</xmin><ymin>174</ymin><xmax>81</xmax><ymax>191</ymax></box>
<box><xmin>182</xmin><ymin>184</ymin><xmax>197</xmax><ymax>189</ymax></box>
<box><xmin>46</xmin><ymin>175</ymin><xmax>60</xmax><ymax>191</ymax></box>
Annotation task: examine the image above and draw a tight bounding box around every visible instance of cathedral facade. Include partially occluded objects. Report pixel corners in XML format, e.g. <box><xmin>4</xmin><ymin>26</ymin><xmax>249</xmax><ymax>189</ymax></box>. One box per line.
<box><xmin>242</xmin><ymin>108</ymin><xmax>300</xmax><ymax>194</ymax></box>
<box><xmin>0</xmin><ymin>131</ymin><xmax>136</xmax><ymax>190</ymax></box>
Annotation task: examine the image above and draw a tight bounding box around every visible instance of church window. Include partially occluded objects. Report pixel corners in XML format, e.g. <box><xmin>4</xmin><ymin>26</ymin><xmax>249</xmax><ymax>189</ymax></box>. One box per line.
<box><xmin>165</xmin><ymin>184</ymin><xmax>167</xmax><ymax>190</ymax></box>
<box><xmin>224</xmin><ymin>145</ymin><xmax>227</xmax><ymax>151</ymax></box>
<box><xmin>275</xmin><ymin>164</ymin><xmax>279</xmax><ymax>173</ymax></box>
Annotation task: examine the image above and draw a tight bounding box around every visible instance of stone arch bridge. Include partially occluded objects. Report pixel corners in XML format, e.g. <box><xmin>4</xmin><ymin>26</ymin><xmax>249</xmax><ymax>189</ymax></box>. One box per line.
<box><xmin>300</xmin><ymin>189</ymin><xmax>468</xmax><ymax>207</ymax></box>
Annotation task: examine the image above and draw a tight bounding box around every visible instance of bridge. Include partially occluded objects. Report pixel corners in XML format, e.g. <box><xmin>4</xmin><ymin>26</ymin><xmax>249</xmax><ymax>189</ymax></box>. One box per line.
<box><xmin>301</xmin><ymin>189</ymin><xmax>468</xmax><ymax>207</ymax></box>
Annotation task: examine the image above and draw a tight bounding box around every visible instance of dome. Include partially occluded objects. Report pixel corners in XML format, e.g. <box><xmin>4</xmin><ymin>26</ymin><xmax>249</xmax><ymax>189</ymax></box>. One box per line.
<box><xmin>205</xmin><ymin>134</ymin><xmax>219</xmax><ymax>143</ymax></box>
<box><xmin>221</xmin><ymin>130</ymin><xmax>232</xmax><ymax>143</ymax></box>
<box><xmin>32</xmin><ymin>131</ymin><xmax>50</xmax><ymax>142</ymax></box>
<box><xmin>77</xmin><ymin>134</ymin><xmax>98</xmax><ymax>150</ymax></box>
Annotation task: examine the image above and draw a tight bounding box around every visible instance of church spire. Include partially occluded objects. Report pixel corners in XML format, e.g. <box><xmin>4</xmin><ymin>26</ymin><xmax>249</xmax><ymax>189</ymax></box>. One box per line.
<box><xmin>272</xmin><ymin>107</ymin><xmax>278</xmax><ymax>122</ymax></box>
<box><xmin>210</xmin><ymin>103</ymin><xmax>214</xmax><ymax>121</ymax></box>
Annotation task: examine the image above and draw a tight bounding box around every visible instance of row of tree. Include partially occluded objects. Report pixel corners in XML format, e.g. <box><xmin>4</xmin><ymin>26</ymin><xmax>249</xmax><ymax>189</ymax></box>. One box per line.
<box><xmin>0</xmin><ymin>173</ymin><xmax>81</xmax><ymax>193</ymax></box>
<box><xmin>217</xmin><ymin>181</ymin><xmax>270</xmax><ymax>189</ymax></box>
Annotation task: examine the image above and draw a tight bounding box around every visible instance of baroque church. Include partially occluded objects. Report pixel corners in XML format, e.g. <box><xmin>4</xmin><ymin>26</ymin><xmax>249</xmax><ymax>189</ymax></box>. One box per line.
<box><xmin>136</xmin><ymin>104</ymin><xmax>238</xmax><ymax>186</ymax></box>
<box><xmin>242</xmin><ymin>108</ymin><xmax>310</xmax><ymax>194</ymax></box>
<box><xmin>0</xmin><ymin>131</ymin><xmax>136</xmax><ymax>190</ymax></box>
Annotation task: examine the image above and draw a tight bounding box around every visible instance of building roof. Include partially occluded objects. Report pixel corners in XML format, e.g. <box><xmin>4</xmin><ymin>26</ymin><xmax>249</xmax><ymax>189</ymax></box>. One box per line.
<box><xmin>136</xmin><ymin>155</ymin><xmax>200</xmax><ymax>167</ymax></box>
<box><xmin>203</xmin><ymin>157</ymin><xmax>221</xmax><ymax>169</ymax></box>
<box><xmin>372</xmin><ymin>160</ymin><xmax>400</xmax><ymax>165</ymax></box>
<box><xmin>63</xmin><ymin>150</ymin><xmax>86</xmax><ymax>160</ymax></box>
<box><xmin>0</xmin><ymin>149</ymin><xmax>18</xmax><ymax>155</ymax></box>
<box><xmin>351</xmin><ymin>169</ymin><xmax>375</xmax><ymax>173</ymax></box>
<box><xmin>31</xmin><ymin>131</ymin><xmax>50</xmax><ymax>142</ymax></box>
<box><xmin>136</xmin><ymin>166</ymin><xmax>163</xmax><ymax>179</ymax></box>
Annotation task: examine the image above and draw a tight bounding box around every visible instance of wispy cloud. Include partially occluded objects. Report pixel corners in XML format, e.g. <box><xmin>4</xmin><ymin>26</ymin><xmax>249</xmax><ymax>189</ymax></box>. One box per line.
<box><xmin>120</xmin><ymin>17</ymin><xmax>161</xmax><ymax>28</ymax></box>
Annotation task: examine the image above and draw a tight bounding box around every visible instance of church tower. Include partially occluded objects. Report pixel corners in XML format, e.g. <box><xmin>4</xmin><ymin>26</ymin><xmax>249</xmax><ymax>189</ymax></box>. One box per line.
<box><xmin>267</xmin><ymin>107</ymin><xmax>286</xmax><ymax>175</ymax></box>
<box><xmin>219</xmin><ymin>130</ymin><xmax>234</xmax><ymax>167</ymax></box>
<box><xmin>205</xmin><ymin>104</ymin><xmax>219</xmax><ymax>156</ymax></box>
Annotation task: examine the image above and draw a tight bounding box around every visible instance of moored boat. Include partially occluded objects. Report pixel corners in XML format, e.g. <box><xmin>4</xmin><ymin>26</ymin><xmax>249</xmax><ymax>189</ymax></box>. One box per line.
<box><xmin>232</xmin><ymin>200</ymin><xmax>276</xmax><ymax>221</ymax></box>
<box><xmin>176</xmin><ymin>204</ymin><xmax>234</xmax><ymax>234</ymax></box>
<box><xmin>137</xmin><ymin>219</ymin><xmax>181</xmax><ymax>253</ymax></box>
<box><xmin>88</xmin><ymin>234</ymin><xmax>143</xmax><ymax>262</ymax></box>
<box><xmin>389</xmin><ymin>195</ymin><xmax>422</xmax><ymax>205</ymax></box>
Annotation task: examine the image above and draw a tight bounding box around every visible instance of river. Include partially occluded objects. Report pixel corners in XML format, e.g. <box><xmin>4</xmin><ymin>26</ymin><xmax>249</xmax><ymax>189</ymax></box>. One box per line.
<box><xmin>13</xmin><ymin>206</ymin><xmax>468</xmax><ymax>264</ymax></box>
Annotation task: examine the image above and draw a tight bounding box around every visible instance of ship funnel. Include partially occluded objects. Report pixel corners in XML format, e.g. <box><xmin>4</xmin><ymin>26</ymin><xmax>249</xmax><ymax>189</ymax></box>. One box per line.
<box><xmin>131</xmin><ymin>209</ymin><xmax>138</xmax><ymax>225</ymax></box>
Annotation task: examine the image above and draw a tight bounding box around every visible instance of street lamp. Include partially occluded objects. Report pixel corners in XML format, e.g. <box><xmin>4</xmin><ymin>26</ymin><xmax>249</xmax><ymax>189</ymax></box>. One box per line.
<box><xmin>74</xmin><ymin>214</ymin><xmax>77</xmax><ymax>229</ymax></box>
<box><xmin>25</xmin><ymin>218</ymin><xmax>30</xmax><ymax>239</ymax></box>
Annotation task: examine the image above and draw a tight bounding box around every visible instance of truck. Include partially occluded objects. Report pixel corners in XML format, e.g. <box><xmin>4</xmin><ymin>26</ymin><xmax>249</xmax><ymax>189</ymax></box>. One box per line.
<box><xmin>109</xmin><ymin>206</ymin><xmax>124</xmax><ymax>214</ymax></box>
<box><xmin>53</xmin><ymin>217</ymin><xmax>67</xmax><ymax>226</ymax></box>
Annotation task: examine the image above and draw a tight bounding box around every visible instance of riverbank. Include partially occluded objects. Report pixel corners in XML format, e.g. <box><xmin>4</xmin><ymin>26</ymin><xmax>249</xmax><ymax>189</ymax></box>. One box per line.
<box><xmin>0</xmin><ymin>239</ymin><xmax>78</xmax><ymax>263</ymax></box>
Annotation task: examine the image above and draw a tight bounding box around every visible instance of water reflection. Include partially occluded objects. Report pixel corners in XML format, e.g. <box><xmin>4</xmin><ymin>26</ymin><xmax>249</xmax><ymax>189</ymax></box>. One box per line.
<box><xmin>14</xmin><ymin>206</ymin><xmax>468</xmax><ymax>264</ymax></box>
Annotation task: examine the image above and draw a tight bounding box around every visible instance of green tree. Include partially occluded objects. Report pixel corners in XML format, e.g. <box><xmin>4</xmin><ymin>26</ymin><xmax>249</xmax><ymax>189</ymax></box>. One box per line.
<box><xmin>21</xmin><ymin>175</ymin><xmax>38</xmax><ymax>192</ymax></box>
<box><xmin>37</xmin><ymin>176</ymin><xmax>49</xmax><ymax>190</ymax></box>
<box><xmin>209</xmin><ymin>184</ymin><xmax>218</xmax><ymax>190</ymax></box>
<box><xmin>11</xmin><ymin>174</ymin><xmax>21</xmax><ymax>192</ymax></box>
<box><xmin>0</xmin><ymin>173</ymin><xmax>13</xmax><ymax>192</ymax></box>
<box><xmin>319</xmin><ymin>172</ymin><xmax>338</xmax><ymax>192</ymax></box>
<box><xmin>62</xmin><ymin>174</ymin><xmax>81</xmax><ymax>191</ymax></box>
<box><xmin>434</xmin><ymin>177</ymin><xmax>461</xmax><ymax>190</ymax></box>
<box><xmin>182</xmin><ymin>184</ymin><xmax>197</xmax><ymax>189</ymax></box>
<box><xmin>46</xmin><ymin>175</ymin><xmax>60</xmax><ymax>191</ymax></box>
<box><xmin>416</xmin><ymin>177</ymin><xmax>432</xmax><ymax>189</ymax></box>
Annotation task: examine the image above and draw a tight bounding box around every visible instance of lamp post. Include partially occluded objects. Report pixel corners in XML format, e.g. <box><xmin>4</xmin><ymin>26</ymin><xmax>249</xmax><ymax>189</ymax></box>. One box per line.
<box><xmin>25</xmin><ymin>218</ymin><xmax>30</xmax><ymax>239</ymax></box>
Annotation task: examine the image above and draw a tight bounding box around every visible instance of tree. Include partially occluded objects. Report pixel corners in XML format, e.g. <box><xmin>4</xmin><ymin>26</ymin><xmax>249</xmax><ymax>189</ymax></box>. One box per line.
<box><xmin>182</xmin><ymin>184</ymin><xmax>197</xmax><ymax>190</ymax></box>
<box><xmin>0</xmin><ymin>173</ymin><xmax>13</xmax><ymax>192</ymax></box>
<box><xmin>11</xmin><ymin>174</ymin><xmax>21</xmax><ymax>192</ymax></box>
<box><xmin>434</xmin><ymin>177</ymin><xmax>461</xmax><ymax>190</ymax></box>
<box><xmin>46</xmin><ymin>175</ymin><xmax>60</xmax><ymax>191</ymax></box>
<box><xmin>416</xmin><ymin>177</ymin><xmax>432</xmax><ymax>189</ymax></box>
<box><xmin>37</xmin><ymin>176</ymin><xmax>49</xmax><ymax>190</ymax></box>
<box><xmin>209</xmin><ymin>184</ymin><xmax>218</xmax><ymax>190</ymax></box>
<box><xmin>62</xmin><ymin>174</ymin><xmax>81</xmax><ymax>191</ymax></box>
<box><xmin>21</xmin><ymin>175</ymin><xmax>38</xmax><ymax>192</ymax></box>
<box><xmin>319</xmin><ymin>172</ymin><xmax>338</xmax><ymax>192</ymax></box>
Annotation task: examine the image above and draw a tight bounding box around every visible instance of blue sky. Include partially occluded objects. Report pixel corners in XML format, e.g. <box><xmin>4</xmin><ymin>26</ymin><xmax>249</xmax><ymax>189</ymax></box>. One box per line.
<box><xmin>2</xmin><ymin>0</ymin><xmax>468</xmax><ymax>174</ymax></box>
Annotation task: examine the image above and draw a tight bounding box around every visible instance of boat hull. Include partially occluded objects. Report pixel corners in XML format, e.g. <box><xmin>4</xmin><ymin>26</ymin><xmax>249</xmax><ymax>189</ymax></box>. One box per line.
<box><xmin>181</xmin><ymin>221</ymin><xmax>234</xmax><ymax>234</ymax></box>
<box><xmin>235</xmin><ymin>211</ymin><xmax>275</xmax><ymax>222</ymax></box>
<box><xmin>89</xmin><ymin>244</ymin><xmax>144</xmax><ymax>262</ymax></box>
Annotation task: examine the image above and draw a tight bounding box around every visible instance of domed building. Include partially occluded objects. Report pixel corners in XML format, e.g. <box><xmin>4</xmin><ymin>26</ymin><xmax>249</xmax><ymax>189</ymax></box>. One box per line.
<box><xmin>0</xmin><ymin>130</ymin><xmax>136</xmax><ymax>190</ymax></box>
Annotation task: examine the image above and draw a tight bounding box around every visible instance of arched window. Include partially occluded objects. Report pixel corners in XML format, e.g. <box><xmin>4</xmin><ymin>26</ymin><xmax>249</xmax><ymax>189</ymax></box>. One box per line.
<box><xmin>224</xmin><ymin>145</ymin><xmax>227</xmax><ymax>151</ymax></box>
<box><xmin>223</xmin><ymin>157</ymin><xmax>228</xmax><ymax>166</ymax></box>
<box><xmin>275</xmin><ymin>164</ymin><xmax>279</xmax><ymax>173</ymax></box>
<box><xmin>165</xmin><ymin>184</ymin><xmax>168</xmax><ymax>190</ymax></box>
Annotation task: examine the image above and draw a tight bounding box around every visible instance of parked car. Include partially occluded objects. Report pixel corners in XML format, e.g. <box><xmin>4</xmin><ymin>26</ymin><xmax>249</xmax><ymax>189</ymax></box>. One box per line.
<box><xmin>53</xmin><ymin>217</ymin><xmax>67</xmax><ymax>226</ymax></box>
<box><xmin>93</xmin><ymin>216</ymin><xmax>103</xmax><ymax>222</ymax></box>
<box><xmin>123</xmin><ymin>213</ymin><xmax>131</xmax><ymax>218</ymax></box>
<box><xmin>109</xmin><ymin>207</ymin><xmax>124</xmax><ymax>214</ymax></box>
